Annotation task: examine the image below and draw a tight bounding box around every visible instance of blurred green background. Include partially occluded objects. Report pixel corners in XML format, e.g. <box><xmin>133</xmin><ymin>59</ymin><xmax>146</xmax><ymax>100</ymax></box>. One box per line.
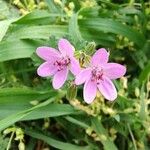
<box><xmin>0</xmin><ymin>0</ymin><xmax>150</xmax><ymax>150</ymax></box>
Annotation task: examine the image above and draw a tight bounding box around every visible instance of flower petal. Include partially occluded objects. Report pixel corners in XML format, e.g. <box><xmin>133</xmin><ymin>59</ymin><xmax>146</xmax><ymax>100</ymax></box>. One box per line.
<box><xmin>52</xmin><ymin>68</ymin><xmax>68</xmax><ymax>89</ymax></box>
<box><xmin>36</xmin><ymin>47</ymin><xmax>60</xmax><ymax>61</ymax></box>
<box><xmin>83</xmin><ymin>79</ymin><xmax>97</xmax><ymax>104</ymax></box>
<box><xmin>91</xmin><ymin>48</ymin><xmax>109</xmax><ymax>66</ymax></box>
<box><xmin>75</xmin><ymin>68</ymin><xmax>92</xmax><ymax>85</ymax></box>
<box><xmin>70</xmin><ymin>57</ymin><xmax>81</xmax><ymax>75</ymax></box>
<box><xmin>103</xmin><ymin>63</ymin><xmax>126</xmax><ymax>79</ymax></box>
<box><xmin>97</xmin><ymin>77</ymin><xmax>117</xmax><ymax>101</ymax></box>
<box><xmin>58</xmin><ymin>39</ymin><xmax>74</xmax><ymax>57</ymax></box>
<box><xmin>37</xmin><ymin>62</ymin><xmax>57</xmax><ymax>77</ymax></box>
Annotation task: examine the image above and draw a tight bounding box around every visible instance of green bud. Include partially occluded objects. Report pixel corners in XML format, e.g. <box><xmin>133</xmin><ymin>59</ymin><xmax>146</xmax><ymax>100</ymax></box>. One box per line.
<box><xmin>147</xmin><ymin>82</ymin><xmax>150</xmax><ymax>91</ymax></box>
<box><xmin>85</xmin><ymin>42</ymin><xmax>96</xmax><ymax>55</ymax></box>
<box><xmin>15</xmin><ymin>128</ymin><xmax>24</xmax><ymax>140</ymax></box>
<box><xmin>99</xmin><ymin>134</ymin><xmax>107</xmax><ymax>141</ymax></box>
<box><xmin>39</xmin><ymin>2</ymin><xmax>46</xmax><ymax>9</ymax></box>
<box><xmin>44</xmin><ymin>122</ymin><xmax>49</xmax><ymax>128</ymax></box>
<box><xmin>135</xmin><ymin>87</ymin><xmax>140</xmax><ymax>98</ymax></box>
<box><xmin>18</xmin><ymin>141</ymin><xmax>25</xmax><ymax>150</ymax></box>
<box><xmin>86</xmin><ymin>127</ymin><xmax>93</xmax><ymax>135</ymax></box>
<box><xmin>66</xmin><ymin>83</ymin><xmax>77</xmax><ymax>100</ymax></box>
<box><xmin>69</xmin><ymin>2</ymin><xmax>75</xmax><ymax>10</ymax></box>
<box><xmin>3</xmin><ymin>127</ymin><xmax>16</xmax><ymax>135</ymax></box>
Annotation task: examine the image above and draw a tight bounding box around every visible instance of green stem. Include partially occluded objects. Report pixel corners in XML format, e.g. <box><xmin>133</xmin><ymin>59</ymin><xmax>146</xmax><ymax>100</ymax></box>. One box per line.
<box><xmin>140</xmin><ymin>0</ymin><xmax>147</xmax><ymax>35</ymax></box>
<box><xmin>129</xmin><ymin>0</ymin><xmax>135</xmax><ymax>6</ymax></box>
<box><xmin>127</xmin><ymin>124</ymin><xmax>137</xmax><ymax>150</ymax></box>
<box><xmin>6</xmin><ymin>131</ymin><xmax>15</xmax><ymax>150</ymax></box>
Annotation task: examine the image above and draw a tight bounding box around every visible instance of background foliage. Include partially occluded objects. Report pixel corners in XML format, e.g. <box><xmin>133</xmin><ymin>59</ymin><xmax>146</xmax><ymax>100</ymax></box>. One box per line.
<box><xmin>0</xmin><ymin>0</ymin><xmax>150</xmax><ymax>149</ymax></box>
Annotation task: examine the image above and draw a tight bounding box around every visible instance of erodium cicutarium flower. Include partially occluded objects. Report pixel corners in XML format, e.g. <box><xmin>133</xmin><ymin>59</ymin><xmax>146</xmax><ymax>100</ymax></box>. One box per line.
<box><xmin>75</xmin><ymin>48</ymin><xmax>126</xmax><ymax>104</ymax></box>
<box><xmin>36</xmin><ymin>38</ymin><xmax>80</xmax><ymax>89</ymax></box>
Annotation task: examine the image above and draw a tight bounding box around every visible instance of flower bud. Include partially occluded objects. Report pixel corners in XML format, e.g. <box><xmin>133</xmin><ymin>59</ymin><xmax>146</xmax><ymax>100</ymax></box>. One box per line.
<box><xmin>66</xmin><ymin>83</ymin><xmax>77</xmax><ymax>100</ymax></box>
<box><xmin>147</xmin><ymin>82</ymin><xmax>150</xmax><ymax>91</ymax></box>
<box><xmin>69</xmin><ymin>2</ymin><xmax>75</xmax><ymax>10</ymax></box>
<box><xmin>86</xmin><ymin>127</ymin><xmax>93</xmax><ymax>135</ymax></box>
<box><xmin>18</xmin><ymin>141</ymin><xmax>25</xmax><ymax>150</ymax></box>
<box><xmin>85</xmin><ymin>42</ymin><xmax>96</xmax><ymax>55</ymax></box>
<box><xmin>54</xmin><ymin>0</ymin><xmax>62</xmax><ymax>6</ymax></box>
<box><xmin>99</xmin><ymin>134</ymin><xmax>107</xmax><ymax>141</ymax></box>
<box><xmin>3</xmin><ymin>127</ymin><xmax>15</xmax><ymax>135</ymax></box>
<box><xmin>120</xmin><ymin>77</ymin><xmax>128</xmax><ymax>89</ymax></box>
<box><xmin>15</xmin><ymin>128</ymin><xmax>24</xmax><ymax>141</ymax></box>
<box><xmin>135</xmin><ymin>87</ymin><xmax>140</xmax><ymax>98</ymax></box>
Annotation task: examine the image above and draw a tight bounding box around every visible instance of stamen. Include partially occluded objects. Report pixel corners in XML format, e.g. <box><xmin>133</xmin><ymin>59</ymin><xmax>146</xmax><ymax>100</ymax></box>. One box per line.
<box><xmin>53</xmin><ymin>57</ymin><xmax>70</xmax><ymax>71</ymax></box>
<box><xmin>91</xmin><ymin>67</ymin><xmax>103</xmax><ymax>83</ymax></box>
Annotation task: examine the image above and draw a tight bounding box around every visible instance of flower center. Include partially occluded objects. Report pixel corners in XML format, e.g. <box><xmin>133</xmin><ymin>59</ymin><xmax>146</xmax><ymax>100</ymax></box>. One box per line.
<box><xmin>54</xmin><ymin>57</ymin><xmax>70</xmax><ymax>71</ymax></box>
<box><xmin>91</xmin><ymin>67</ymin><xmax>103</xmax><ymax>84</ymax></box>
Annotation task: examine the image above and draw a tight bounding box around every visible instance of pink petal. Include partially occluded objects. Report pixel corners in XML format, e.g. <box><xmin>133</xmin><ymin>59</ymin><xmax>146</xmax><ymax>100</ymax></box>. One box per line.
<box><xmin>91</xmin><ymin>48</ymin><xmax>109</xmax><ymax>66</ymax></box>
<box><xmin>36</xmin><ymin>47</ymin><xmax>60</xmax><ymax>61</ymax></box>
<box><xmin>52</xmin><ymin>68</ymin><xmax>68</xmax><ymax>89</ymax></box>
<box><xmin>58</xmin><ymin>39</ymin><xmax>74</xmax><ymax>57</ymax></box>
<box><xmin>37</xmin><ymin>62</ymin><xmax>57</xmax><ymax>77</ymax></box>
<box><xmin>70</xmin><ymin>57</ymin><xmax>81</xmax><ymax>75</ymax></box>
<box><xmin>103</xmin><ymin>63</ymin><xmax>126</xmax><ymax>79</ymax></box>
<box><xmin>83</xmin><ymin>79</ymin><xmax>97</xmax><ymax>104</ymax></box>
<box><xmin>75</xmin><ymin>68</ymin><xmax>92</xmax><ymax>85</ymax></box>
<box><xmin>97</xmin><ymin>77</ymin><xmax>117</xmax><ymax>101</ymax></box>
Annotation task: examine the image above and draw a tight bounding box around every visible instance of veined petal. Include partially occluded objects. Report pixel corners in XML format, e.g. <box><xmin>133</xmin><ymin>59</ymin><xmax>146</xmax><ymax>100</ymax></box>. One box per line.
<box><xmin>91</xmin><ymin>48</ymin><xmax>109</xmax><ymax>66</ymax></box>
<box><xmin>83</xmin><ymin>79</ymin><xmax>97</xmax><ymax>104</ymax></box>
<box><xmin>75</xmin><ymin>68</ymin><xmax>92</xmax><ymax>85</ymax></box>
<box><xmin>36</xmin><ymin>47</ymin><xmax>60</xmax><ymax>61</ymax></box>
<box><xmin>37</xmin><ymin>62</ymin><xmax>57</xmax><ymax>77</ymax></box>
<box><xmin>97</xmin><ymin>76</ymin><xmax>117</xmax><ymax>101</ymax></box>
<box><xmin>52</xmin><ymin>68</ymin><xmax>68</xmax><ymax>89</ymax></box>
<box><xmin>70</xmin><ymin>57</ymin><xmax>81</xmax><ymax>76</ymax></box>
<box><xmin>103</xmin><ymin>63</ymin><xmax>126</xmax><ymax>79</ymax></box>
<box><xmin>58</xmin><ymin>39</ymin><xmax>75</xmax><ymax>57</ymax></box>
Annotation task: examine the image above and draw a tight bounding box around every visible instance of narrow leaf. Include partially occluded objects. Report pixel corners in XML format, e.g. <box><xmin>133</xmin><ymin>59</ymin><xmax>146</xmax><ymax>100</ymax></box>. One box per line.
<box><xmin>79</xmin><ymin>18</ymin><xmax>145</xmax><ymax>48</ymax></box>
<box><xmin>92</xmin><ymin>118</ymin><xmax>118</xmax><ymax>150</ymax></box>
<box><xmin>25</xmin><ymin>129</ymin><xmax>91</xmax><ymax>150</ymax></box>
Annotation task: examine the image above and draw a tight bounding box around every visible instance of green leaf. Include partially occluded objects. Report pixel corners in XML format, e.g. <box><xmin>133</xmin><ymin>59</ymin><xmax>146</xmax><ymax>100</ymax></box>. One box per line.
<box><xmin>0</xmin><ymin>98</ymin><xmax>55</xmax><ymax>131</ymax></box>
<box><xmin>0</xmin><ymin>87</ymin><xmax>81</xmax><ymax>131</ymax></box>
<box><xmin>0</xmin><ymin>19</ymin><xmax>16</xmax><ymax>41</ymax></box>
<box><xmin>0</xmin><ymin>133</ymin><xmax>9</xmax><ymax>150</ymax></box>
<box><xmin>0</xmin><ymin>102</ymin><xmax>79</xmax><ymax>131</ymax></box>
<box><xmin>118</xmin><ymin>7</ymin><xmax>142</xmax><ymax>15</ymax></box>
<box><xmin>6</xmin><ymin>25</ymin><xmax>68</xmax><ymax>40</ymax></box>
<box><xmin>80</xmin><ymin>27</ymin><xmax>115</xmax><ymax>47</ymax></box>
<box><xmin>0</xmin><ymin>87</ymin><xmax>57</xmax><ymax>119</ymax></box>
<box><xmin>25</xmin><ymin>129</ymin><xmax>91</xmax><ymax>150</ymax></box>
<box><xmin>22</xmin><ymin>104</ymin><xmax>80</xmax><ymax>121</ymax></box>
<box><xmin>139</xmin><ymin>61</ymin><xmax>150</xmax><ymax>85</ymax></box>
<box><xmin>0</xmin><ymin>39</ymin><xmax>40</xmax><ymax>62</ymax></box>
<box><xmin>14</xmin><ymin>10</ymin><xmax>63</xmax><ymax>25</ymax></box>
<box><xmin>69</xmin><ymin>13</ymin><xmax>83</xmax><ymax>43</ymax></box>
<box><xmin>65</xmin><ymin>116</ymin><xmax>90</xmax><ymax>129</ymax></box>
<box><xmin>139</xmin><ymin>85</ymin><xmax>146</xmax><ymax>120</ymax></box>
<box><xmin>0</xmin><ymin>0</ymin><xmax>19</xmax><ymax>20</ymax></box>
<box><xmin>92</xmin><ymin>118</ymin><xmax>118</xmax><ymax>150</ymax></box>
<box><xmin>0</xmin><ymin>87</ymin><xmax>54</xmax><ymax>105</ymax></box>
<box><xmin>0</xmin><ymin>87</ymin><xmax>80</xmax><ymax>131</ymax></box>
<box><xmin>45</xmin><ymin>0</ymin><xmax>61</xmax><ymax>13</ymax></box>
<box><xmin>79</xmin><ymin>18</ymin><xmax>146</xmax><ymax>48</ymax></box>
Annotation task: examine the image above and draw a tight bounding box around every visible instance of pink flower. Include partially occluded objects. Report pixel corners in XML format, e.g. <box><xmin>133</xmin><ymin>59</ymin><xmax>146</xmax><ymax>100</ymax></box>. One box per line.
<box><xmin>36</xmin><ymin>38</ymin><xmax>80</xmax><ymax>89</ymax></box>
<box><xmin>75</xmin><ymin>48</ymin><xmax>126</xmax><ymax>104</ymax></box>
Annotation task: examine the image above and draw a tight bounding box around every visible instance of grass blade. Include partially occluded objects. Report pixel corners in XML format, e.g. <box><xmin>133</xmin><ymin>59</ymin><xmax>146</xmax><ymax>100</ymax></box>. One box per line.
<box><xmin>92</xmin><ymin>117</ymin><xmax>118</xmax><ymax>150</ymax></box>
<box><xmin>25</xmin><ymin>129</ymin><xmax>91</xmax><ymax>150</ymax></box>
